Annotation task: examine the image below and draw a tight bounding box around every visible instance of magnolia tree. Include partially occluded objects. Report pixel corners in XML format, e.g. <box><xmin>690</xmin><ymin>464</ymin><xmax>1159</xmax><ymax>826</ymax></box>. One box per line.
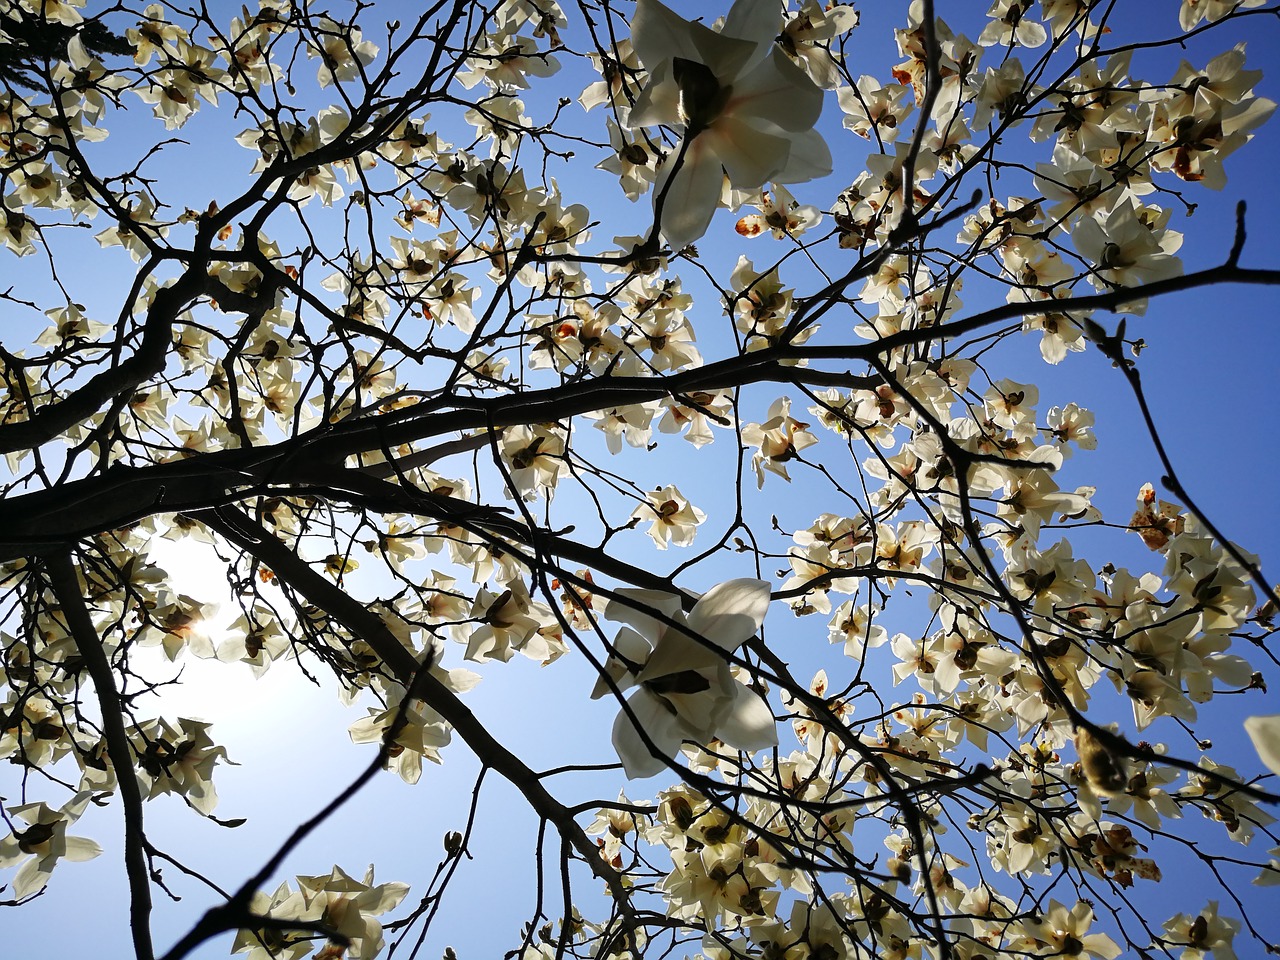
<box><xmin>2</xmin><ymin>0</ymin><xmax>1280</xmax><ymax>957</ymax></box>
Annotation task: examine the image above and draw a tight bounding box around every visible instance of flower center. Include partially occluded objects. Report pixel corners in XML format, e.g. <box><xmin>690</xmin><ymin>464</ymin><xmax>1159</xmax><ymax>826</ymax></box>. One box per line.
<box><xmin>673</xmin><ymin>58</ymin><xmax>732</xmax><ymax>134</ymax></box>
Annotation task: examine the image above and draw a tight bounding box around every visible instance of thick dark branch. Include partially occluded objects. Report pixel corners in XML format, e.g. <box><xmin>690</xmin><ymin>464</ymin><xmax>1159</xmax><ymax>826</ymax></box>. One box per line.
<box><xmin>3</xmin><ymin>262</ymin><xmax>1278</xmax><ymax>561</ymax></box>
<box><xmin>791</xmin><ymin>263</ymin><xmax>1280</xmax><ymax>363</ymax></box>
<box><xmin>0</xmin><ymin>269</ymin><xmax>209</xmax><ymax>456</ymax></box>
<box><xmin>45</xmin><ymin>552</ymin><xmax>155</xmax><ymax>960</ymax></box>
<box><xmin>0</xmin><ymin>361</ymin><xmax>860</xmax><ymax>558</ymax></box>
<box><xmin>192</xmin><ymin>506</ymin><xmax>644</xmax><ymax>946</ymax></box>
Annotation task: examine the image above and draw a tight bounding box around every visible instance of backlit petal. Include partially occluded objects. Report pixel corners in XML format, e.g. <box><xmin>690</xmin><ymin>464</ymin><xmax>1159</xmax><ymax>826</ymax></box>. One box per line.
<box><xmin>703</xmin><ymin>115</ymin><xmax>791</xmax><ymax>189</ymax></box>
<box><xmin>604</xmin><ymin>587</ymin><xmax>683</xmax><ymax>641</ymax></box>
<box><xmin>773</xmin><ymin>127</ymin><xmax>833</xmax><ymax>182</ymax></box>
<box><xmin>590</xmin><ymin>625</ymin><xmax>654</xmax><ymax>699</ymax></box>
<box><xmin>716</xmin><ymin>683</ymin><xmax>779</xmax><ymax>752</ymax></box>
<box><xmin>627</xmin><ymin>59</ymin><xmax>681</xmax><ymax>129</ymax></box>
<box><xmin>612</xmin><ymin>688</ymin><xmax>684</xmax><ymax>779</ymax></box>
<box><xmin>630</xmin><ymin>0</ymin><xmax>704</xmax><ymax>71</ymax></box>
<box><xmin>720</xmin><ymin>0</ymin><xmax>783</xmax><ymax>75</ymax></box>
<box><xmin>637</xmin><ymin>626</ymin><xmax>722</xmax><ymax>681</ymax></box>
<box><xmin>632</xmin><ymin>0</ymin><xmax>756</xmax><ymax>80</ymax></box>
<box><xmin>686</xmin><ymin>578</ymin><xmax>771</xmax><ymax>651</ymax></box>
<box><xmin>1246</xmin><ymin>715</ymin><xmax>1280</xmax><ymax>775</ymax></box>
<box><xmin>655</xmin><ymin>137</ymin><xmax>724</xmax><ymax>249</ymax></box>
<box><xmin>729</xmin><ymin>47</ymin><xmax>824</xmax><ymax>132</ymax></box>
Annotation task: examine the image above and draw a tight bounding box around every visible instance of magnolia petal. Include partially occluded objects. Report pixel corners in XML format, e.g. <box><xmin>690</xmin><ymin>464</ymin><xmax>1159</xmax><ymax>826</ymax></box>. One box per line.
<box><xmin>686</xmin><ymin>578</ymin><xmax>771</xmax><ymax>651</ymax></box>
<box><xmin>689</xmin><ymin>19</ymin><xmax>760</xmax><ymax>82</ymax></box>
<box><xmin>630</xmin><ymin>0</ymin><xmax>704</xmax><ymax>70</ymax></box>
<box><xmin>663</xmin><ymin>680</ymin><xmax>733</xmax><ymax>741</ymax></box>
<box><xmin>720</xmin><ymin>0</ymin><xmax>783</xmax><ymax>74</ymax></box>
<box><xmin>13</xmin><ymin>857</ymin><xmax>51</xmax><ymax>898</ymax></box>
<box><xmin>638</xmin><ymin>627</ymin><xmax>723</xmax><ymax>681</ymax></box>
<box><xmin>612</xmin><ymin>688</ymin><xmax>684</xmax><ymax>779</ymax></box>
<box><xmin>773</xmin><ymin>126</ymin><xmax>833</xmax><ymax>183</ymax></box>
<box><xmin>640</xmin><ymin>578</ymin><xmax>770</xmax><ymax>682</ymax></box>
<box><xmin>1245</xmin><ymin>715</ymin><xmax>1280</xmax><ymax>775</ymax></box>
<box><xmin>632</xmin><ymin>0</ymin><xmax>756</xmax><ymax>81</ymax></box>
<box><xmin>1082</xmin><ymin>935</ymin><xmax>1122</xmax><ymax>960</ymax></box>
<box><xmin>655</xmin><ymin>137</ymin><xmax>724</xmax><ymax>249</ymax></box>
<box><xmin>716</xmin><ymin>683</ymin><xmax>779</xmax><ymax>752</ymax></box>
<box><xmin>359</xmin><ymin>880</ymin><xmax>411</xmax><ymax>915</ymax></box>
<box><xmin>627</xmin><ymin>59</ymin><xmax>681</xmax><ymax>129</ymax></box>
<box><xmin>1207</xmin><ymin>653</ymin><xmax>1253</xmax><ymax>689</ymax></box>
<box><xmin>62</xmin><ymin>836</ymin><xmax>103</xmax><ymax>863</ymax></box>
<box><xmin>1007</xmin><ymin>837</ymin><xmax>1035</xmax><ymax>874</ymax></box>
<box><xmin>736</xmin><ymin>213</ymin><xmax>769</xmax><ymax>237</ymax></box>
<box><xmin>441</xmin><ymin>666</ymin><xmax>482</xmax><ymax>693</ymax></box>
<box><xmin>65</xmin><ymin>791</ymin><xmax>95</xmax><ymax>819</ymax></box>
<box><xmin>590</xmin><ymin>625</ymin><xmax>653</xmax><ymax>699</ymax></box>
<box><xmin>1223</xmin><ymin>95</ymin><xmax>1276</xmax><ymax>137</ymax></box>
<box><xmin>604</xmin><ymin>588</ymin><xmax>683</xmax><ymax>641</ymax></box>
<box><xmin>704</xmin><ymin>115</ymin><xmax>791</xmax><ymax>189</ymax></box>
<box><xmin>730</xmin><ymin>47</ymin><xmax>824</xmax><ymax>132</ymax></box>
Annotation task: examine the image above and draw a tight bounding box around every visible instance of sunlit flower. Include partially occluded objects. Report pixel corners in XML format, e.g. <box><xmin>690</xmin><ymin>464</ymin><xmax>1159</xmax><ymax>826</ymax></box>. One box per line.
<box><xmin>0</xmin><ymin>792</ymin><xmax>101</xmax><ymax>898</ymax></box>
<box><xmin>632</xmin><ymin>484</ymin><xmax>705</xmax><ymax>549</ymax></box>
<box><xmin>978</xmin><ymin>0</ymin><xmax>1047</xmax><ymax>48</ymax></box>
<box><xmin>1161</xmin><ymin>901</ymin><xmax>1241</xmax><ymax>960</ymax></box>
<box><xmin>734</xmin><ymin>185</ymin><xmax>823</xmax><ymax>240</ymax></box>
<box><xmin>625</xmin><ymin>0</ymin><xmax>832</xmax><ymax>248</ymax></box>
<box><xmin>1024</xmin><ymin>900</ymin><xmax>1120</xmax><ymax>959</ymax></box>
<box><xmin>131</xmin><ymin>717</ymin><xmax>230</xmax><ymax>814</ymax></box>
<box><xmin>307</xmin><ymin>17</ymin><xmax>379</xmax><ymax>87</ymax></box>
<box><xmin>1245</xmin><ymin>715</ymin><xmax>1280</xmax><ymax>775</ymax></box>
<box><xmin>598</xmin><ymin>579</ymin><xmax>776</xmax><ymax>778</ymax></box>
<box><xmin>740</xmin><ymin>396</ymin><xmax>819</xmax><ymax>487</ymax></box>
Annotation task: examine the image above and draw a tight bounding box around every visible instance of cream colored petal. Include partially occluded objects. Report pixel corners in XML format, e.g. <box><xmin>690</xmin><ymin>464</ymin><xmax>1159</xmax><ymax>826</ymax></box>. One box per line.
<box><xmin>638</xmin><ymin>627</ymin><xmax>723</xmax><ymax>681</ymax></box>
<box><xmin>654</xmin><ymin>137</ymin><xmax>724</xmax><ymax>248</ymax></box>
<box><xmin>729</xmin><ymin>47</ymin><xmax>824</xmax><ymax>132</ymax></box>
<box><xmin>62</xmin><ymin>836</ymin><xmax>102</xmax><ymax>863</ymax></box>
<box><xmin>13</xmin><ymin>857</ymin><xmax>51</xmax><ymax>898</ymax></box>
<box><xmin>354</xmin><ymin>879</ymin><xmax>410</xmax><ymax>915</ymax></box>
<box><xmin>630</xmin><ymin>0</ymin><xmax>699</xmax><ymax>69</ymax></box>
<box><xmin>632</xmin><ymin>0</ymin><xmax>753</xmax><ymax>79</ymax></box>
<box><xmin>603</xmin><ymin>588</ymin><xmax>683</xmax><ymax>640</ymax></box>
<box><xmin>716</xmin><ymin>682</ymin><xmax>778</xmax><ymax>752</ymax></box>
<box><xmin>720</xmin><ymin>0</ymin><xmax>782</xmax><ymax>74</ymax></box>
<box><xmin>685</xmin><ymin>578</ymin><xmax>771</xmax><ymax>650</ymax></box>
<box><xmin>773</xmin><ymin>126</ymin><xmax>833</xmax><ymax>183</ymax></box>
<box><xmin>613</xmin><ymin>688</ymin><xmax>684</xmax><ymax>779</ymax></box>
<box><xmin>1246</xmin><ymin>715</ymin><xmax>1280</xmax><ymax>775</ymax></box>
<box><xmin>663</xmin><ymin>680</ymin><xmax>732</xmax><ymax>742</ymax></box>
<box><xmin>627</xmin><ymin>59</ymin><xmax>681</xmax><ymax>129</ymax></box>
<box><xmin>704</xmin><ymin>115</ymin><xmax>791</xmax><ymax>189</ymax></box>
<box><xmin>640</xmin><ymin>578</ymin><xmax>768</xmax><ymax>686</ymax></box>
<box><xmin>590</xmin><ymin>625</ymin><xmax>653</xmax><ymax>699</ymax></box>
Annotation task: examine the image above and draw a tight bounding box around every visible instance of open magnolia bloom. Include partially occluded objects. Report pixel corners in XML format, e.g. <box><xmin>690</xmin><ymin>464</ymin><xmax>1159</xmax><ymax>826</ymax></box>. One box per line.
<box><xmin>593</xmin><ymin>578</ymin><xmax>777</xmax><ymax>778</ymax></box>
<box><xmin>626</xmin><ymin>0</ymin><xmax>832</xmax><ymax>249</ymax></box>
<box><xmin>0</xmin><ymin>791</ymin><xmax>101</xmax><ymax>898</ymax></box>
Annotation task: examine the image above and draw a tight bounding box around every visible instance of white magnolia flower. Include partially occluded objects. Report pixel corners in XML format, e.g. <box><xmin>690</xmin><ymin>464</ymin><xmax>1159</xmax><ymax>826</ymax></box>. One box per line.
<box><xmin>1161</xmin><ymin>901</ymin><xmax>1241</xmax><ymax>960</ymax></box>
<box><xmin>0</xmin><ymin>792</ymin><xmax>102</xmax><ymax>898</ymax></box>
<box><xmin>1245</xmin><ymin>715</ymin><xmax>1280</xmax><ymax>775</ymax></box>
<box><xmin>632</xmin><ymin>483</ymin><xmax>705</xmax><ymax>548</ymax></box>
<box><xmin>626</xmin><ymin>0</ymin><xmax>832</xmax><ymax>249</ymax></box>
<box><xmin>1025</xmin><ymin>900</ymin><xmax>1121</xmax><ymax>959</ymax></box>
<box><xmin>595</xmin><ymin>579</ymin><xmax>777</xmax><ymax>778</ymax></box>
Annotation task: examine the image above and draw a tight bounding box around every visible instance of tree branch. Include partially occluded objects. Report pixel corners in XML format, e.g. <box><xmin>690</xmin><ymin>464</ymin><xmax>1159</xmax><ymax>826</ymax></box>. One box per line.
<box><xmin>45</xmin><ymin>551</ymin><xmax>155</xmax><ymax>960</ymax></box>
